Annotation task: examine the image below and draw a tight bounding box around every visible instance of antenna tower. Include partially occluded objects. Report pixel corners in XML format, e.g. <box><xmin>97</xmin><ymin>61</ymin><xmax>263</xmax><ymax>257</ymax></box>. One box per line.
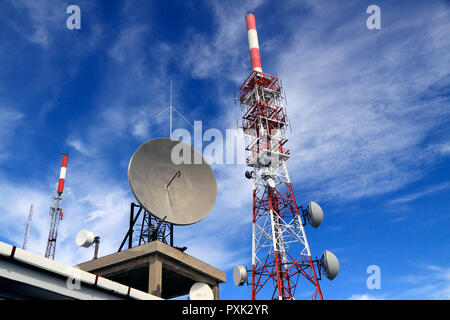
<box><xmin>22</xmin><ymin>204</ymin><xmax>34</xmax><ymax>250</ymax></box>
<box><xmin>239</xmin><ymin>13</ymin><xmax>326</xmax><ymax>300</ymax></box>
<box><xmin>44</xmin><ymin>154</ymin><xmax>68</xmax><ymax>260</ymax></box>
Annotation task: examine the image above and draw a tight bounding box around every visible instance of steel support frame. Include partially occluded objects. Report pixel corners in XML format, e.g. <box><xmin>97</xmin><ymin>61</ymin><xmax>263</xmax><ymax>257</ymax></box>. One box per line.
<box><xmin>118</xmin><ymin>203</ymin><xmax>173</xmax><ymax>252</ymax></box>
<box><xmin>44</xmin><ymin>195</ymin><xmax>63</xmax><ymax>260</ymax></box>
<box><xmin>250</xmin><ymin>168</ymin><xmax>323</xmax><ymax>300</ymax></box>
<box><xmin>241</xmin><ymin>71</ymin><xmax>323</xmax><ymax>300</ymax></box>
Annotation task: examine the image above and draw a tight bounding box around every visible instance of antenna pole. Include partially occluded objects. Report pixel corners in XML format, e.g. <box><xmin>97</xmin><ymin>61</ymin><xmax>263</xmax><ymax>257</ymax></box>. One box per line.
<box><xmin>153</xmin><ymin>81</ymin><xmax>194</xmax><ymax>135</ymax></box>
<box><xmin>170</xmin><ymin>80</ymin><xmax>173</xmax><ymax>139</ymax></box>
<box><xmin>93</xmin><ymin>237</ymin><xmax>100</xmax><ymax>260</ymax></box>
<box><xmin>22</xmin><ymin>204</ymin><xmax>34</xmax><ymax>250</ymax></box>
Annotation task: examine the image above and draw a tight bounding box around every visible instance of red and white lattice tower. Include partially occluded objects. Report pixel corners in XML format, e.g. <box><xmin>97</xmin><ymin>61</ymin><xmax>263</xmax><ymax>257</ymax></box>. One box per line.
<box><xmin>44</xmin><ymin>154</ymin><xmax>68</xmax><ymax>260</ymax></box>
<box><xmin>240</xmin><ymin>13</ymin><xmax>323</xmax><ymax>300</ymax></box>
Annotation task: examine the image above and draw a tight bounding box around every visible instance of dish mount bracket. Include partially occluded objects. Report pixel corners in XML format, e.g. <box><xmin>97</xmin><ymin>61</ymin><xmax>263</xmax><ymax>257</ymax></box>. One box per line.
<box><xmin>118</xmin><ymin>202</ymin><xmax>174</xmax><ymax>252</ymax></box>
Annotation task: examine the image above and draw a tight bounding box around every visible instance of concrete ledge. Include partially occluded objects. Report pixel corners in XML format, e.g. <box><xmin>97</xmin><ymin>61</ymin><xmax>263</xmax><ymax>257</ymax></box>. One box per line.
<box><xmin>0</xmin><ymin>241</ymin><xmax>161</xmax><ymax>300</ymax></box>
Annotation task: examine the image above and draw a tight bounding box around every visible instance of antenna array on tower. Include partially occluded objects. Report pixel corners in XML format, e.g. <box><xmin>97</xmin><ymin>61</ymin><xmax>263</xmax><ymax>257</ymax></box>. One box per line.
<box><xmin>235</xmin><ymin>13</ymin><xmax>339</xmax><ymax>300</ymax></box>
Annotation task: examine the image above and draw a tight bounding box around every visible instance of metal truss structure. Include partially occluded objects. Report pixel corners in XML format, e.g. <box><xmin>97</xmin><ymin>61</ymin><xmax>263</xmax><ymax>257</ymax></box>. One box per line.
<box><xmin>45</xmin><ymin>154</ymin><xmax>68</xmax><ymax>260</ymax></box>
<box><xmin>44</xmin><ymin>195</ymin><xmax>63</xmax><ymax>260</ymax></box>
<box><xmin>118</xmin><ymin>202</ymin><xmax>174</xmax><ymax>252</ymax></box>
<box><xmin>240</xmin><ymin>70</ymin><xmax>323</xmax><ymax>300</ymax></box>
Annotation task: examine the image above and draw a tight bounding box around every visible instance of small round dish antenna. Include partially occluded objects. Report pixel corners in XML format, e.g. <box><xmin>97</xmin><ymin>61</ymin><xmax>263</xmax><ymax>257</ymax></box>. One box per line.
<box><xmin>307</xmin><ymin>201</ymin><xmax>324</xmax><ymax>228</ymax></box>
<box><xmin>320</xmin><ymin>250</ymin><xmax>340</xmax><ymax>280</ymax></box>
<box><xmin>76</xmin><ymin>229</ymin><xmax>101</xmax><ymax>259</ymax></box>
<box><xmin>128</xmin><ymin>138</ymin><xmax>218</xmax><ymax>225</ymax></box>
<box><xmin>266</xmin><ymin>177</ymin><xmax>276</xmax><ymax>188</ymax></box>
<box><xmin>233</xmin><ymin>265</ymin><xmax>248</xmax><ymax>286</ymax></box>
<box><xmin>76</xmin><ymin>230</ymin><xmax>95</xmax><ymax>248</ymax></box>
<box><xmin>189</xmin><ymin>282</ymin><xmax>214</xmax><ymax>300</ymax></box>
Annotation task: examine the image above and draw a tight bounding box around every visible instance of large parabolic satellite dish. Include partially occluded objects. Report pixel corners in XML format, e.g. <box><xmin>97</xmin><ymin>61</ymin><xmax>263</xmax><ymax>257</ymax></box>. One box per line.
<box><xmin>128</xmin><ymin>138</ymin><xmax>217</xmax><ymax>226</ymax></box>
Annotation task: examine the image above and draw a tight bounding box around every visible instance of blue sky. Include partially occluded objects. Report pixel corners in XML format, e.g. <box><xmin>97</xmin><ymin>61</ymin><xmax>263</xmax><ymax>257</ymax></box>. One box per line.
<box><xmin>0</xmin><ymin>0</ymin><xmax>449</xmax><ymax>300</ymax></box>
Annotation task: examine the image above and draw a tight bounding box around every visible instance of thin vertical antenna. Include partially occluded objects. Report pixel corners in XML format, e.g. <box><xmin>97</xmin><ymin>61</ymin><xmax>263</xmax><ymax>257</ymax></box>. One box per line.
<box><xmin>23</xmin><ymin>204</ymin><xmax>34</xmax><ymax>250</ymax></box>
<box><xmin>170</xmin><ymin>80</ymin><xmax>173</xmax><ymax>139</ymax></box>
<box><xmin>153</xmin><ymin>81</ymin><xmax>193</xmax><ymax>135</ymax></box>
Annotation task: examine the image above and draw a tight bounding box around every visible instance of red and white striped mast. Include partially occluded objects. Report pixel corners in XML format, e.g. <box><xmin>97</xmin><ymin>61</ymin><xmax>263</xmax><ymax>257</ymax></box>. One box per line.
<box><xmin>44</xmin><ymin>154</ymin><xmax>68</xmax><ymax>260</ymax></box>
<box><xmin>245</xmin><ymin>14</ymin><xmax>262</xmax><ymax>73</ymax></box>
<box><xmin>238</xmin><ymin>13</ymin><xmax>336</xmax><ymax>300</ymax></box>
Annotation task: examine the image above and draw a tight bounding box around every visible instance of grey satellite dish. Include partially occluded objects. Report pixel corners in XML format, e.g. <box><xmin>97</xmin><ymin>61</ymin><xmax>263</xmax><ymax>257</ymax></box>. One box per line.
<box><xmin>307</xmin><ymin>201</ymin><xmax>324</xmax><ymax>228</ymax></box>
<box><xmin>76</xmin><ymin>230</ymin><xmax>95</xmax><ymax>248</ymax></box>
<box><xmin>128</xmin><ymin>138</ymin><xmax>218</xmax><ymax>226</ymax></box>
<box><xmin>189</xmin><ymin>282</ymin><xmax>214</xmax><ymax>300</ymax></box>
<box><xmin>321</xmin><ymin>250</ymin><xmax>339</xmax><ymax>280</ymax></box>
<box><xmin>233</xmin><ymin>265</ymin><xmax>248</xmax><ymax>286</ymax></box>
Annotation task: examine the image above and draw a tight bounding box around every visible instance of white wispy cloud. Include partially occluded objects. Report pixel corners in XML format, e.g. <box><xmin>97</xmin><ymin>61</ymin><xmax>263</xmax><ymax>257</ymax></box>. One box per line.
<box><xmin>389</xmin><ymin>182</ymin><xmax>450</xmax><ymax>204</ymax></box>
<box><xmin>400</xmin><ymin>265</ymin><xmax>450</xmax><ymax>299</ymax></box>
<box><xmin>388</xmin><ymin>216</ymin><xmax>407</xmax><ymax>223</ymax></box>
<box><xmin>7</xmin><ymin>0</ymin><xmax>102</xmax><ymax>50</ymax></box>
<box><xmin>274</xmin><ymin>1</ymin><xmax>450</xmax><ymax>202</ymax></box>
<box><xmin>109</xmin><ymin>24</ymin><xmax>150</xmax><ymax>64</ymax></box>
<box><xmin>0</xmin><ymin>109</ymin><xmax>23</xmax><ymax>134</ymax></box>
<box><xmin>131</xmin><ymin>108</ymin><xmax>153</xmax><ymax>139</ymax></box>
<box><xmin>181</xmin><ymin>0</ymin><xmax>266</xmax><ymax>80</ymax></box>
<box><xmin>0</xmin><ymin>108</ymin><xmax>24</xmax><ymax>161</ymax></box>
<box><xmin>437</xmin><ymin>143</ymin><xmax>450</xmax><ymax>155</ymax></box>
<box><xmin>7</xmin><ymin>0</ymin><xmax>64</xmax><ymax>48</ymax></box>
<box><xmin>67</xmin><ymin>137</ymin><xmax>91</xmax><ymax>156</ymax></box>
<box><xmin>348</xmin><ymin>293</ymin><xmax>383</xmax><ymax>300</ymax></box>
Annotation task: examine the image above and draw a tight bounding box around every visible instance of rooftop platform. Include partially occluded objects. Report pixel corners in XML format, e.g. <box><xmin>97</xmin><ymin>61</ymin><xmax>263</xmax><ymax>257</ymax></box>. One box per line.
<box><xmin>77</xmin><ymin>241</ymin><xmax>226</xmax><ymax>299</ymax></box>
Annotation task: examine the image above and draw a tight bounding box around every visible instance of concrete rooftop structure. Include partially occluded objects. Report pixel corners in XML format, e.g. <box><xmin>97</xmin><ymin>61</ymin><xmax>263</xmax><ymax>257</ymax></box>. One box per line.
<box><xmin>77</xmin><ymin>241</ymin><xmax>226</xmax><ymax>299</ymax></box>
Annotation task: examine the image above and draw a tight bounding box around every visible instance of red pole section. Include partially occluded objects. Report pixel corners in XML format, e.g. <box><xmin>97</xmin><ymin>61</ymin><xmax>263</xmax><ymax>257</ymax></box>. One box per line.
<box><xmin>57</xmin><ymin>155</ymin><xmax>68</xmax><ymax>195</ymax></box>
<box><xmin>245</xmin><ymin>13</ymin><xmax>262</xmax><ymax>73</ymax></box>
